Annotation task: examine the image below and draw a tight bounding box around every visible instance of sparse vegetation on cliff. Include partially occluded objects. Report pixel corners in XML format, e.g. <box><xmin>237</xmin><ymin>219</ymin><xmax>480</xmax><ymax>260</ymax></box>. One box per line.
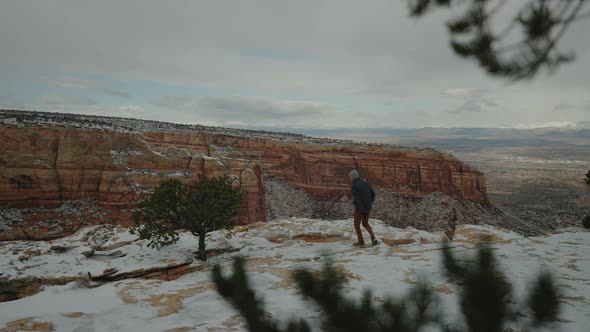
<box><xmin>213</xmin><ymin>243</ymin><xmax>561</xmax><ymax>332</ymax></box>
<box><xmin>130</xmin><ymin>177</ymin><xmax>245</xmax><ymax>261</ymax></box>
<box><xmin>0</xmin><ymin>109</ymin><xmax>352</xmax><ymax>145</ymax></box>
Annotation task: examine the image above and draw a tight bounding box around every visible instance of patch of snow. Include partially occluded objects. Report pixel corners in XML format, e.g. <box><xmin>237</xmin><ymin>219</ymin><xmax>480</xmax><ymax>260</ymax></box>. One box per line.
<box><xmin>0</xmin><ymin>117</ymin><xmax>18</xmax><ymax>125</ymax></box>
<box><xmin>141</xmin><ymin>140</ymin><xmax>168</xmax><ymax>159</ymax></box>
<box><xmin>110</xmin><ymin>149</ymin><xmax>142</xmax><ymax>156</ymax></box>
<box><xmin>164</xmin><ymin>171</ymin><xmax>191</xmax><ymax>178</ymax></box>
<box><xmin>0</xmin><ymin>219</ymin><xmax>589</xmax><ymax>330</ymax></box>
<box><xmin>514</xmin><ymin>121</ymin><xmax>577</xmax><ymax>129</ymax></box>
<box><xmin>493</xmin><ymin>155</ymin><xmax>587</xmax><ymax>166</ymax></box>
<box><xmin>126</xmin><ymin>169</ymin><xmax>160</xmax><ymax>176</ymax></box>
<box><xmin>0</xmin><ymin>110</ymin><xmax>361</xmax><ymax>147</ymax></box>
<box><xmin>111</xmin><ymin>149</ymin><xmax>143</xmax><ymax>165</ymax></box>
<box><xmin>453</xmin><ymin>224</ymin><xmax>524</xmax><ymax>242</ymax></box>
<box><xmin>202</xmin><ymin>154</ymin><xmax>220</xmax><ymax>160</ymax></box>
<box><xmin>33</xmin><ymin>159</ymin><xmax>51</xmax><ymax>168</ymax></box>
<box><xmin>0</xmin><ymin>207</ymin><xmax>24</xmax><ymax>231</ymax></box>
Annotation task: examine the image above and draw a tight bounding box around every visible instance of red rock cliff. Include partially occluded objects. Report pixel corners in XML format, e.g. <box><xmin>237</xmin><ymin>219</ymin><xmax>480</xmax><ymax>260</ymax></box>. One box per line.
<box><xmin>0</xmin><ymin>117</ymin><xmax>487</xmax><ymax>240</ymax></box>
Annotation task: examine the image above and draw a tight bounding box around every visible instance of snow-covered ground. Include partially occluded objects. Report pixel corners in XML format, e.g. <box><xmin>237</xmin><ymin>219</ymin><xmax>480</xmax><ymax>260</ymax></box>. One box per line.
<box><xmin>0</xmin><ymin>110</ymin><xmax>348</xmax><ymax>146</ymax></box>
<box><xmin>2</xmin><ymin>110</ymin><xmax>442</xmax><ymax>151</ymax></box>
<box><xmin>0</xmin><ymin>219</ymin><xmax>588</xmax><ymax>332</ymax></box>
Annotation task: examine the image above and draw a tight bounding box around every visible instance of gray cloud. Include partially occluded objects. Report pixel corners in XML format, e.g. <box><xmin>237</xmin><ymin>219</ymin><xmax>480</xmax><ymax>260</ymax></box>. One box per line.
<box><xmin>98</xmin><ymin>88</ymin><xmax>131</xmax><ymax>98</ymax></box>
<box><xmin>48</xmin><ymin>76</ymin><xmax>97</xmax><ymax>89</ymax></box>
<box><xmin>0</xmin><ymin>1</ymin><xmax>508</xmax><ymax>96</ymax></box>
<box><xmin>444</xmin><ymin>88</ymin><xmax>499</xmax><ymax>114</ymax></box>
<box><xmin>1</xmin><ymin>1</ymin><xmax>589</xmax><ymax>128</ymax></box>
<box><xmin>151</xmin><ymin>95</ymin><xmax>332</xmax><ymax>127</ymax></box>
<box><xmin>449</xmin><ymin>100</ymin><xmax>483</xmax><ymax>114</ymax></box>
<box><xmin>110</xmin><ymin>105</ymin><xmax>149</xmax><ymax>118</ymax></box>
<box><xmin>441</xmin><ymin>88</ymin><xmax>477</xmax><ymax>99</ymax></box>
<box><xmin>41</xmin><ymin>95</ymin><xmax>97</xmax><ymax>106</ymax></box>
<box><xmin>553</xmin><ymin>100</ymin><xmax>590</xmax><ymax>112</ymax></box>
<box><xmin>198</xmin><ymin>96</ymin><xmax>325</xmax><ymax>117</ymax></box>
<box><xmin>553</xmin><ymin>101</ymin><xmax>576</xmax><ymax>112</ymax></box>
<box><xmin>483</xmin><ymin>99</ymin><xmax>498</xmax><ymax>107</ymax></box>
<box><xmin>44</xmin><ymin>76</ymin><xmax>130</xmax><ymax>98</ymax></box>
<box><xmin>151</xmin><ymin>95</ymin><xmax>197</xmax><ymax>110</ymax></box>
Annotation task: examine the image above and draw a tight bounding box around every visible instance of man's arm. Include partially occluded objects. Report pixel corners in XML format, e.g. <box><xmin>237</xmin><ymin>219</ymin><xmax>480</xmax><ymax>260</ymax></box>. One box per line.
<box><xmin>369</xmin><ymin>184</ymin><xmax>375</xmax><ymax>203</ymax></box>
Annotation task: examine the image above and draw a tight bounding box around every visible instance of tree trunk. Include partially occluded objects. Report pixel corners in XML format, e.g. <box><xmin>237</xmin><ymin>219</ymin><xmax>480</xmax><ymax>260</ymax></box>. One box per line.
<box><xmin>198</xmin><ymin>232</ymin><xmax>207</xmax><ymax>261</ymax></box>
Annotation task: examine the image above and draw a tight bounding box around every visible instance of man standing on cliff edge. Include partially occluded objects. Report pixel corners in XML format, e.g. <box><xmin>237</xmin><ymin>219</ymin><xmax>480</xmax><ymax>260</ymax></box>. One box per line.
<box><xmin>349</xmin><ymin>169</ymin><xmax>378</xmax><ymax>247</ymax></box>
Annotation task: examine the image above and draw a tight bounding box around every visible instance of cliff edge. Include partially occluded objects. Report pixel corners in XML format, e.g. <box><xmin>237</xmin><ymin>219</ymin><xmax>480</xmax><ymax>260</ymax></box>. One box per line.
<box><xmin>0</xmin><ymin>110</ymin><xmax>499</xmax><ymax>240</ymax></box>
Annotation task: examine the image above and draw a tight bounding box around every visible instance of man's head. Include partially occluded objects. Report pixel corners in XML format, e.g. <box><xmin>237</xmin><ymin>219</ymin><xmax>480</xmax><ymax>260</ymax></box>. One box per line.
<box><xmin>349</xmin><ymin>169</ymin><xmax>359</xmax><ymax>182</ymax></box>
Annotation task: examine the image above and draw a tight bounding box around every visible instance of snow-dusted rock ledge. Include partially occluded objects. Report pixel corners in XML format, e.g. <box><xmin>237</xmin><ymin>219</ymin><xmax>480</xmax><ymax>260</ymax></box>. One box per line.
<box><xmin>0</xmin><ymin>219</ymin><xmax>588</xmax><ymax>332</ymax></box>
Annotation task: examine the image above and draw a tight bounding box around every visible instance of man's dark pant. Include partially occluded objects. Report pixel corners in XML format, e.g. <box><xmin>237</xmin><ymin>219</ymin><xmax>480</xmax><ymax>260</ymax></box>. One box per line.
<box><xmin>353</xmin><ymin>209</ymin><xmax>375</xmax><ymax>244</ymax></box>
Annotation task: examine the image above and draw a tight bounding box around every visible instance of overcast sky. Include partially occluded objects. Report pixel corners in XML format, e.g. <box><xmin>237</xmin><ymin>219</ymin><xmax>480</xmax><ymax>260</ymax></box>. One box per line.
<box><xmin>1</xmin><ymin>0</ymin><xmax>589</xmax><ymax>129</ymax></box>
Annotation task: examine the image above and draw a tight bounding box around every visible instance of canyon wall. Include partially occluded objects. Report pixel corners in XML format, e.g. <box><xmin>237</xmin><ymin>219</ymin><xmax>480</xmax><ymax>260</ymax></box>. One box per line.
<box><xmin>0</xmin><ymin>112</ymin><xmax>489</xmax><ymax>240</ymax></box>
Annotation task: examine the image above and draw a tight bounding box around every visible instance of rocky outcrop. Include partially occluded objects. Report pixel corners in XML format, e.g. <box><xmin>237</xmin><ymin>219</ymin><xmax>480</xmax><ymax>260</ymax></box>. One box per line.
<box><xmin>0</xmin><ymin>224</ymin><xmax>211</xmax><ymax>302</ymax></box>
<box><xmin>0</xmin><ymin>276</ymin><xmax>81</xmax><ymax>302</ymax></box>
<box><xmin>0</xmin><ymin>111</ymin><xmax>489</xmax><ymax>240</ymax></box>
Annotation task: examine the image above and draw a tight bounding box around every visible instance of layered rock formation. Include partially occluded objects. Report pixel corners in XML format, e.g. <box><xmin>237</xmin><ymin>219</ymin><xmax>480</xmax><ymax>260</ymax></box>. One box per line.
<box><xmin>0</xmin><ymin>111</ymin><xmax>490</xmax><ymax>240</ymax></box>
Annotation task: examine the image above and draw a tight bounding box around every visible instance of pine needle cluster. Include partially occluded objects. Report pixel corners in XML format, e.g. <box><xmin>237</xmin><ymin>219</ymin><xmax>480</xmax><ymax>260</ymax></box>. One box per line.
<box><xmin>408</xmin><ymin>0</ymin><xmax>588</xmax><ymax>80</ymax></box>
<box><xmin>213</xmin><ymin>243</ymin><xmax>561</xmax><ymax>331</ymax></box>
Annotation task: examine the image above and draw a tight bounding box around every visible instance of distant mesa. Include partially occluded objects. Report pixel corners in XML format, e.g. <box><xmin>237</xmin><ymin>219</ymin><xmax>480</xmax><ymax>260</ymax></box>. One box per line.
<box><xmin>0</xmin><ymin>110</ymin><xmax>500</xmax><ymax>241</ymax></box>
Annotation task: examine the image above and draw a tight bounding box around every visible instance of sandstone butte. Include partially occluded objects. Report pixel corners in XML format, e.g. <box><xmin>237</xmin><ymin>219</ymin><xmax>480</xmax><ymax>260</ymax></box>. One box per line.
<box><xmin>0</xmin><ymin>112</ymin><xmax>488</xmax><ymax>240</ymax></box>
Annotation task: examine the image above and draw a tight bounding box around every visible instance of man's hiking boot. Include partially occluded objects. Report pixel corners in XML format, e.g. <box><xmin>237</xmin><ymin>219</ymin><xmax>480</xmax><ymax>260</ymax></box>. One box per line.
<box><xmin>371</xmin><ymin>238</ymin><xmax>379</xmax><ymax>246</ymax></box>
<box><xmin>352</xmin><ymin>241</ymin><xmax>365</xmax><ymax>248</ymax></box>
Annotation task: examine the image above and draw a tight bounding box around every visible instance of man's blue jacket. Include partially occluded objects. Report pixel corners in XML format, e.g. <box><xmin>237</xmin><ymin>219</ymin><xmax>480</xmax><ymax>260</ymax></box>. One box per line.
<box><xmin>351</xmin><ymin>178</ymin><xmax>375</xmax><ymax>215</ymax></box>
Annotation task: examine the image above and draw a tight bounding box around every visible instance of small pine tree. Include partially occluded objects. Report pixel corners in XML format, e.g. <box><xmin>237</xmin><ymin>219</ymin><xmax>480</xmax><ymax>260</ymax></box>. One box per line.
<box><xmin>213</xmin><ymin>243</ymin><xmax>561</xmax><ymax>331</ymax></box>
<box><xmin>131</xmin><ymin>177</ymin><xmax>245</xmax><ymax>261</ymax></box>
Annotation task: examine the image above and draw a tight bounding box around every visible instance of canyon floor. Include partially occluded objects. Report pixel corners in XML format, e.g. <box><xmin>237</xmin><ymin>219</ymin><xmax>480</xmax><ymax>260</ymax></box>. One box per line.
<box><xmin>308</xmin><ymin>127</ymin><xmax>590</xmax><ymax>231</ymax></box>
<box><xmin>1</xmin><ymin>219</ymin><xmax>588</xmax><ymax>332</ymax></box>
